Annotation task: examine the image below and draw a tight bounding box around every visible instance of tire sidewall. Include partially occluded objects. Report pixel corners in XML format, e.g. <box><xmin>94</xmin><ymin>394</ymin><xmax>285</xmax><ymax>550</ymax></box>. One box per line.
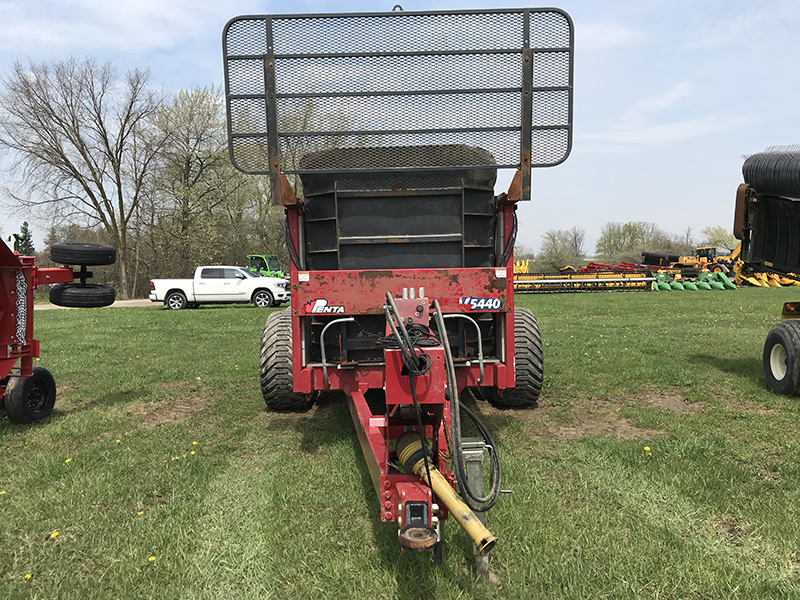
<box><xmin>5</xmin><ymin>367</ymin><xmax>57</xmax><ymax>424</ymax></box>
<box><xmin>253</xmin><ymin>290</ymin><xmax>274</xmax><ymax>308</ymax></box>
<box><xmin>49</xmin><ymin>283</ymin><xmax>116</xmax><ymax>308</ymax></box>
<box><xmin>50</xmin><ymin>243</ymin><xmax>116</xmax><ymax>266</ymax></box>
<box><xmin>166</xmin><ymin>292</ymin><xmax>187</xmax><ymax>310</ymax></box>
<box><xmin>763</xmin><ymin>321</ymin><xmax>800</xmax><ymax>395</ymax></box>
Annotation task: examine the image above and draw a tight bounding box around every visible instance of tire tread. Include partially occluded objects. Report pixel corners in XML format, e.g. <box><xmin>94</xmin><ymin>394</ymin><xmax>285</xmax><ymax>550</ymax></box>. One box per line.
<box><xmin>488</xmin><ymin>307</ymin><xmax>543</xmax><ymax>408</ymax></box>
<box><xmin>260</xmin><ymin>309</ymin><xmax>313</xmax><ymax>411</ymax></box>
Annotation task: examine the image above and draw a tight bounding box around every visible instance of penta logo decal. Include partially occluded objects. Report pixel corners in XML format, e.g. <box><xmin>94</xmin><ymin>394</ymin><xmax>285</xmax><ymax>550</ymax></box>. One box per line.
<box><xmin>304</xmin><ymin>299</ymin><xmax>345</xmax><ymax>314</ymax></box>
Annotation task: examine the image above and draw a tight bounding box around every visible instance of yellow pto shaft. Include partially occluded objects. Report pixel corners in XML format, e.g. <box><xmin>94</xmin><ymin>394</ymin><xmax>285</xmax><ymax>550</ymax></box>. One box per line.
<box><xmin>396</xmin><ymin>432</ymin><xmax>497</xmax><ymax>553</ymax></box>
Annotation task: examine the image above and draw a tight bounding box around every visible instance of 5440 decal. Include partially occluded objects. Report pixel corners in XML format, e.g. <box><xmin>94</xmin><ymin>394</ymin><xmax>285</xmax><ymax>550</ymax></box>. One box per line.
<box><xmin>459</xmin><ymin>297</ymin><xmax>502</xmax><ymax>310</ymax></box>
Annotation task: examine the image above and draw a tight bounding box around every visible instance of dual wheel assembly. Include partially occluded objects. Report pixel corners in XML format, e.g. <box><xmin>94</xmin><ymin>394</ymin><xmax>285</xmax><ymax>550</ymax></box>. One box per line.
<box><xmin>48</xmin><ymin>243</ymin><xmax>117</xmax><ymax>308</ymax></box>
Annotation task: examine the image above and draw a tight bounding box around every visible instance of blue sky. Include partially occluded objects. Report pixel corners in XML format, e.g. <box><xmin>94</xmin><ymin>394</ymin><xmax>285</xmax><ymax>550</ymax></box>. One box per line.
<box><xmin>1</xmin><ymin>0</ymin><xmax>798</xmax><ymax>255</ymax></box>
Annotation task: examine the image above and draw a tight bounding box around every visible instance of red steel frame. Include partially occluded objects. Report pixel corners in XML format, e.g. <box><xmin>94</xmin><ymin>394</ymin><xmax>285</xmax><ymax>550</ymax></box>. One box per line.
<box><xmin>284</xmin><ymin>201</ymin><xmax>518</xmax><ymax>526</ymax></box>
<box><xmin>0</xmin><ymin>241</ymin><xmax>73</xmax><ymax>402</ymax></box>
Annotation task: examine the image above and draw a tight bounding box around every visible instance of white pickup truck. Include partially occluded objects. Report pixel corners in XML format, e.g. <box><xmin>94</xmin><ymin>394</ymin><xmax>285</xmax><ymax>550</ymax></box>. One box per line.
<box><xmin>149</xmin><ymin>266</ymin><xmax>290</xmax><ymax>310</ymax></box>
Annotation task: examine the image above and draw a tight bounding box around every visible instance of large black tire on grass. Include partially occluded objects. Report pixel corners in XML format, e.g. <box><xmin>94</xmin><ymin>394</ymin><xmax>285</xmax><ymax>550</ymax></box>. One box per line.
<box><xmin>260</xmin><ymin>309</ymin><xmax>313</xmax><ymax>411</ymax></box>
<box><xmin>4</xmin><ymin>367</ymin><xmax>56</xmax><ymax>424</ymax></box>
<box><xmin>487</xmin><ymin>307</ymin><xmax>543</xmax><ymax>408</ymax></box>
<box><xmin>50</xmin><ymin>243</ymin><xmax>116</xmax><ymax>266</ymax></box>
<box><xmin>49</xmin><ymin>283</ymin><xmax>115</xmax><ymax>308</ymax></box>
<box><xmin>763</xmin><ymin>320</ymin><xmax>800</xmax><ymax>396</ymax></box>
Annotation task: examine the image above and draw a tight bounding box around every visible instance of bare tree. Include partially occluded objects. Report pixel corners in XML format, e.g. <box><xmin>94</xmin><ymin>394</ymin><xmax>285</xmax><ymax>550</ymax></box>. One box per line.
<box><xmin>536</xmin><ymin>227</ymin><xmax>586</xmax><ymax>270</ymax></box>
<box><xmin>595</xmin><ymin>221</ymin><xmax>696</xmax><ymax>264</ymax></box>
<box><xmin>0</xmin><ymin>58</ymin><xmax>165</xmax><ymax>298</ymax></box>
<box><xmin>700</xmin><ymin>226</ymin><xmax>738</xmax><ymax>253</ymax></box>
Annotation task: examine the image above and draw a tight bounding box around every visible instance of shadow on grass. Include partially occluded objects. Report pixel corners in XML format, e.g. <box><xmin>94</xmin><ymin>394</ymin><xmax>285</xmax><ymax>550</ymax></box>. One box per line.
<box><xmin>689</xmin><ymin>354</ymin><xmax>762</xmax><ymax>378</ymax></box>
<box><xmin>62</xmin><ymin>388</ymin><xmax>151</xmax><ymax>414</ymax></box>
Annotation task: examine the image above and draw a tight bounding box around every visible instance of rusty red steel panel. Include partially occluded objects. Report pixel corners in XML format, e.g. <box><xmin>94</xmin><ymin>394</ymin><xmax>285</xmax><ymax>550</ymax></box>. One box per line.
<box><xmin>385</xmin><ymin>348</ymin><xmax>445</xmax><ymax>405</ymax></box>
<box><xmin>292</xmin><ymin>267</ymin><xmax>511</xmax><ymax>316</ymax></box>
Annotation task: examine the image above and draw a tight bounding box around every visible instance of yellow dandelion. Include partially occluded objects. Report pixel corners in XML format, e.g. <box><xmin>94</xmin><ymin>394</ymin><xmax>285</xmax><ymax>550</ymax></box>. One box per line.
<box><xmin>50</xmin><ymin>531</ymin><xmax>59</xmax><ymax>539</ymax></box>
<box><xmin>0</xmin><ymin>491</ymin><xmax>5</xmax><ymax>495</ymax></box>
<box><xmin>190</xmin><ymin>451</ymin><xmax>195</xmax><ymax>455</ymax></box>
<box><xmin>116</xmin><ymin>439</ymin><xmax>121</xmax><ymax>443</ymax></box>
<box><xmin>64</xmin><ymin>458</ymin><xmax>71</xmax><ymax>463</ymax></box>
<box><xmin>148</xmin><ymin>556</ymin><xmax>156</xmax><ymax>562</ymax></box>
<box><xmin>192</xmin><ymin>441</ymin><xmax>197</xmax><ymax>445</ymax></box>
<box><xmin>644</xmin><ymin>446</ymin><xmax>650</xmax><ymax>451</ymax></box>
<box><xmin>137</xmin><ymin>511</ymin><xmax>144</xmax><ymax>515</ymax></box>
<box><xmin>25</xmin><ymin>574</ymin><xmax>31</xmax><ymax>580</ymax></box>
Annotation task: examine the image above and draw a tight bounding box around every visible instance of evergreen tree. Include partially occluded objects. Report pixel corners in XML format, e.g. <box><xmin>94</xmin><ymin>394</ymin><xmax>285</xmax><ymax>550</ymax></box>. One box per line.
<box><xmin>18</xmin><ymin>221</ymin><xmax>35</xmax><ymax>255</ymax></box>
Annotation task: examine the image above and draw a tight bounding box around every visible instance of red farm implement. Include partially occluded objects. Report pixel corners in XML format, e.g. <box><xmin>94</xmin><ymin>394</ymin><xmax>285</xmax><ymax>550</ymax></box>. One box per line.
<box><xmin>222</xmin><ymin>6</ymin><xmax>573</xmax><ymax>571</ymax></box>
<box><xmin>1</xmin><ymin>240</ymin><xmax>116</xmax><ymax>423</ymax></box>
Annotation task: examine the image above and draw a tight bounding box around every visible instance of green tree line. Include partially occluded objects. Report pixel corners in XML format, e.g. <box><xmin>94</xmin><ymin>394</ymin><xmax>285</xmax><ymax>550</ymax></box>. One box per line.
<box><xmin>517</xmin><ymin>223</ymin><xmax>738</xmax><ymax>272</ymax></box>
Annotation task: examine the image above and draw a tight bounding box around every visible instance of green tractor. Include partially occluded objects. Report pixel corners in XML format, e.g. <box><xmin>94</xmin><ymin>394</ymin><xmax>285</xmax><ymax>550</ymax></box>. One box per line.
<box><xmin>246</xmin><ymin>254</ymin><xmax>286</xmax><ymax>279</ymax></box>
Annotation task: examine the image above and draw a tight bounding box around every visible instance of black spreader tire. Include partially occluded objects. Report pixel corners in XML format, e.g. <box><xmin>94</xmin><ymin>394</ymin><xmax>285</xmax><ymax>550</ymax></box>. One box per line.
<box><xmin>50</xmin><ymin>243</ymin><xmax>116</xmax><ymax>266</ymax></box>
<box><xmin>487</xmin><ymin>307</ymin><xmax>544</xmax><ymax>408</ymax></box>
<box><xmin>49</xmin><ymin>283</ymin><xmax>115</xmax><ymax>308</ymax></box>
<box><xmin>763</xmin><ymin>320</ymin><xmax>800</xmax><ymax>396</ymax></box>
<box><xmin>5</xmin><ymin>367</ymin><xmax>57</xmax><ymax>424</ymax></box>
<box><xmin>260</xmin><ymin>309</ymin><xmax>313</xmax><ymax>411</ymax></box>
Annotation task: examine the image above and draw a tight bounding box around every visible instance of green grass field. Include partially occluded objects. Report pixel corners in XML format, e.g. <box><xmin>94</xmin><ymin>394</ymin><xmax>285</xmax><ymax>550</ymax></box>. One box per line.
<box><xmin>3</xmin><ymin>288</ymin><xmax>800</xmax><ymax>599</ymax></box>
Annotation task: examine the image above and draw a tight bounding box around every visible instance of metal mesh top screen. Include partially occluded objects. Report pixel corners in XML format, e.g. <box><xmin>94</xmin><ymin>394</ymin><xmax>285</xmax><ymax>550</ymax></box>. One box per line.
<box><xmin>223</xmin><ymin>8</ymin><xmax>573</xmax><ymax>182</ymax></box>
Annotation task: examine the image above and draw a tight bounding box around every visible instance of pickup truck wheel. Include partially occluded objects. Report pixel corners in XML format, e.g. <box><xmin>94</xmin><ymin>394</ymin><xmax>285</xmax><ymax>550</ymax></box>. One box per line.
<box><xmin>260</xmin><ymin>309</ymin><xmax>313</xmax><ymax>411</ymax></box>
<box><xmin>252</xmin><ymin>289</ymin><xmax>274</xmax><ymax>308</ymax></box>
<box><xmin>166</xmin><ymin>291</ymin><xmax>188</xmax><ymax>310</ymax></box>
<box><xmin>486</xmin><ymin>307</ymin><xmax>543</xmax><ymax>408</ymax></box>
<box><xmin>5</xmin><ymin>367</ymin><xmax>57</xmax><ymax>424</ymax></box>
<box><xmin>49</xmin><ymin>283</ymin><xmax>116</xmax><ymax>308</ymax></box>
<box><xmin>50</xmin><ymin>243</ymin><xmax>116</xmax><ymax>266</ymax></box>
<box><xmin>764</xmin><ymin>321</ymin><xmax>800</xmax><ymax>395</ymax></box>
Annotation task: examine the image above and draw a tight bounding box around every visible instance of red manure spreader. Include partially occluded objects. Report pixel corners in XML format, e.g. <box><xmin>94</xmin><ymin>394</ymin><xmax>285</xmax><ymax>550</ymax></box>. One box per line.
<box><xmin>222</xmin><ymin>7</ymin><xmax>573</xmax><ymax>570</ymax></box>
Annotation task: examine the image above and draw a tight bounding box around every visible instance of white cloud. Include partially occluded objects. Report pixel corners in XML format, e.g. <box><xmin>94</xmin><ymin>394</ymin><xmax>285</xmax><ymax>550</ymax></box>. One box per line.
<box><xmin>683</xmin><ymin>1</ymin><xmax>800</xmax><ymax>51</ymax></box>
<box><xmin>579</xmin><ymin>82</ymin><xmax>755</xmax><ymax>148</ymax></box>
<box><xmin>581</xmin><ymin>113</ymin><xmax>756</xmax><ymax>147</ymax></box>
<box><xmin>0</xmin><ymin>0</ymin><xmax>238</xmax><ymax>54</ymax></box>
<box><xmin>578</xmin><ymin>21</ymin><xmax>646</xmax><ymax>50</ymax></box>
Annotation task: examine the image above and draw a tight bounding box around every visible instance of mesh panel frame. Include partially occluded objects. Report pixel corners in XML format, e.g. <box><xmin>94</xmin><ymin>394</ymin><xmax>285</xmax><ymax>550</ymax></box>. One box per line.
<box><xmin>223</xmin><ymin>8</ymin><xmax>573</xmax><ymax>198</ymax></box>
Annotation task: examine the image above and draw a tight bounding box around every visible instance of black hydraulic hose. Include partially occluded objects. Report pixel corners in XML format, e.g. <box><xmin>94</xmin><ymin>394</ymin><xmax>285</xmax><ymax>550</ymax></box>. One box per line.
<box><xmin>500</xmin><ymin>209</ymin><xmax>518</xmax><ymax>267</ymax></box>
<box><xmin>382</xmin><ymin>299</ymin><xmax>436</xmax><ymax>491</ymax></box>
<box><xmin>285</xmin><ymin>214</ymin><xmax>301</xmax><ymax>271</ymax></box>
<box><xmin>432</xmin><ymin>299</ymin><xmax>502</xmax><ymax>512</ymax></box>
<box><xmin>450</xmin><ymin>392</ymin><xmax>502</xmax><ymax>511</ymax></box>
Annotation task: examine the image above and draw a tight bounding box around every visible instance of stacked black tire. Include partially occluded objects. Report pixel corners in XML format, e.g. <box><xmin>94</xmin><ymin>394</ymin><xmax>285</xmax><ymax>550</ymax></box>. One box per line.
<box><xmin>49</xmin><ymin>243</ymin><xmax>117</xmax><ymax>308</ymax></box>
